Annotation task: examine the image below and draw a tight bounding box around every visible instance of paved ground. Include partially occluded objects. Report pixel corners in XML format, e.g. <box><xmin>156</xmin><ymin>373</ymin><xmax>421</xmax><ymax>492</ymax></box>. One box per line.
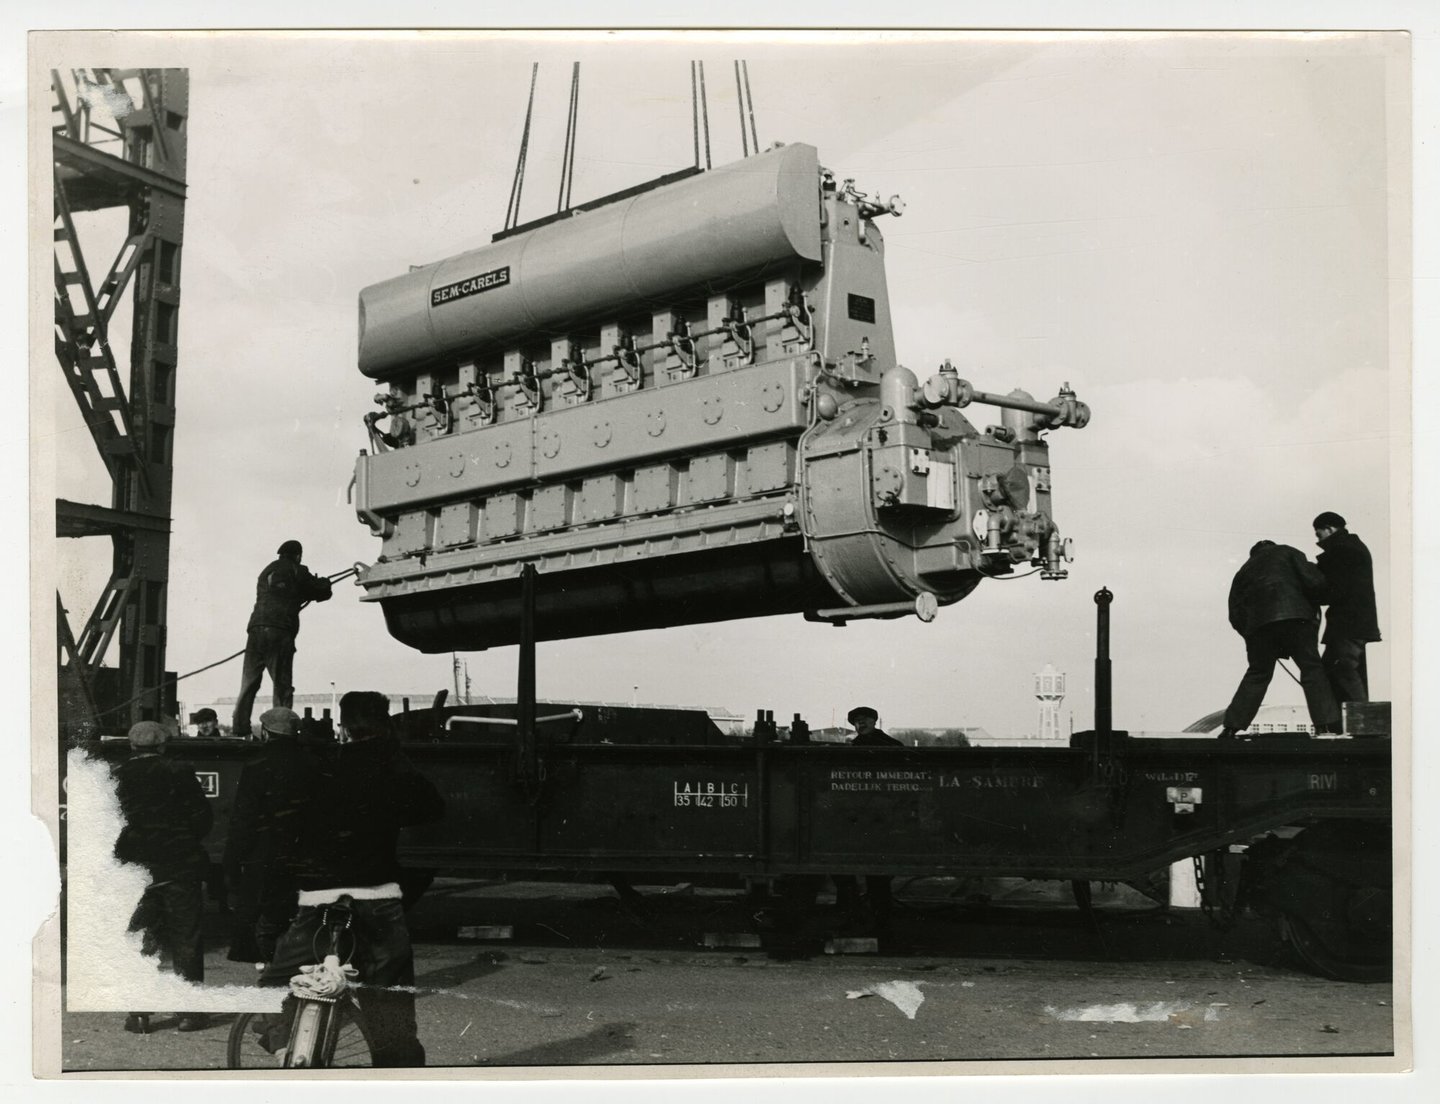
<box><xmin>58</xmin><ymin>878</ymin><xmax>1396</xmax><ymax>1072</ymax></box>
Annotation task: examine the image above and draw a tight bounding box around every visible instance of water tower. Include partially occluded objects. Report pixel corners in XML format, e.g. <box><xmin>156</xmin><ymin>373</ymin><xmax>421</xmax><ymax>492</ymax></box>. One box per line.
<box><xmin>1035</xmin><ymin>663</ymin><xmax>1066</xmax><ymax>742</ymax></box>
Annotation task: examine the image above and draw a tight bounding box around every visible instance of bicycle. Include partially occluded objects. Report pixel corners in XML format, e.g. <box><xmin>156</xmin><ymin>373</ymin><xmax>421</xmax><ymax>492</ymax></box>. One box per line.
<box><xmin>226</xmin><ymin>896</ymin><xmax>377</xmax><ymax>1068</ymax></box>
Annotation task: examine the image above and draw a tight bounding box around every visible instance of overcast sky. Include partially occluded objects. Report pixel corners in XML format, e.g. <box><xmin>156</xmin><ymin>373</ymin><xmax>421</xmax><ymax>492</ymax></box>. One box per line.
<box><xmin>40</xmin><ymin>30</ymin><xmax>1406</xmax><ymax>737</ymax></box>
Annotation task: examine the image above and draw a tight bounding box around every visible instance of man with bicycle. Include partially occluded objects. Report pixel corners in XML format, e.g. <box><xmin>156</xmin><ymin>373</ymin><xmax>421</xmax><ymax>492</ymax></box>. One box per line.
<box><xmin>256</xmin><ymin>690</ymin><xmax>444</xmax><ymax>1066</ymax></box>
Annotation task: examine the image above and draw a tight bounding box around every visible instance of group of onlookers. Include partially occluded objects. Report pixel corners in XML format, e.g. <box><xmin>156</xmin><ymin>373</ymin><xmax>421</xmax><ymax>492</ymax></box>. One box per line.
<box><xmin>110</xmin><ymin>692</ymin><xmax>443</xmax><ymax>1066</ymax></box>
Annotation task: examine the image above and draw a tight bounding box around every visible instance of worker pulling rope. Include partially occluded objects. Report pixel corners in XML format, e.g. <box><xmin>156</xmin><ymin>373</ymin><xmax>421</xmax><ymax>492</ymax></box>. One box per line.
<box><xmin>76</xmin><ymin>564</ymin><xmax>361</xmax><ymax>730</ymax></box>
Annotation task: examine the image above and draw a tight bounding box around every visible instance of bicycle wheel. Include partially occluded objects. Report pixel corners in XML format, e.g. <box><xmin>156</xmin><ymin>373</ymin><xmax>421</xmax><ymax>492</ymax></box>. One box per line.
<box><xmin>227</xmin><ymin>1011</ymin><xmax>283</xmax><ymax>1069</ymax></box>
<box><xmin>226</xmin><ymin>1001</ymin><xmax>375</xmax><ymax>1068</ymax></box>
<box><xmin>318</xmin><ymin>999</ymin><xmax>376</xmax><ymax>1068</ymax></box>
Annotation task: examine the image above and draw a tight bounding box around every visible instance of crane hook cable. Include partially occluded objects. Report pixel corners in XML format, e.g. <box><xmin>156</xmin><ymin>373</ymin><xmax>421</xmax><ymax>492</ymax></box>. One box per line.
<box><xmin>734</xmin><ymin>61</ymin><xmax>749</xmax><ymax>157</ymax></box>
<box><xmin>68</xmin><ymin>565</ymin><xmax>363</xmax><ymax>728</ymax></box>
<box><xmin>556</xmin><ymin>61</ymin><xmax>580</xmax><ymax>212</ymax></box>
<box><xmin>505</xmin><ymin>62</ymin><xmax>540</xmax><ymax>230</ymax></box>
<box><xmin>690</xmin><ymin>61</ymin><xmax>700</xmax><ymax>168</ymax></box>
<box><xmin>742</xmin><ymin>59</ymin><xmax>759</xmax><ymax>152</ymax></box>
<box><xmin>698</xmin><ymin>60</ymin><xmax>712</xmax><ymax>169</ymax></box>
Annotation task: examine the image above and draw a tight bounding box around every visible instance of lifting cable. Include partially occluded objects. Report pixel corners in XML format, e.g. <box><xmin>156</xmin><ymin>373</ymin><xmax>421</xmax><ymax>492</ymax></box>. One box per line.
<box><xmin>734</xmin><ymin>62</ymin><xmax>749</xmax><ymax>157</ymax></box>
<box><xmin>690</xmin><ymin>62</ymin><xmax>701</xmax><ymax>168</ymax></box>
<box><xmin>741</xmin><ymin>60</ymin><xmax>759</xmax><ymax>153</ymax></box>
<box><xmin>556</xmin><ymin>62</ymin><xmax>581</xmax><ymax>212</ymax></box>
<box><xmin>733</xmin><ymin>61</ymin><xmax>760</xmax><ymax>156</ymax></box>
<box><xmin>505</xmin><ymin>62</ymin><xmax>540</xmax><ymax>230</ymax></box>
<box><xmin>70</xmin><ymin>566</ymin><xmax>360</xmax><ymax>729</ymax></box>
<box><xmin>692</xmin><ymin>60</ymin><xmax>712</xmax><ymax>169</ymax></box>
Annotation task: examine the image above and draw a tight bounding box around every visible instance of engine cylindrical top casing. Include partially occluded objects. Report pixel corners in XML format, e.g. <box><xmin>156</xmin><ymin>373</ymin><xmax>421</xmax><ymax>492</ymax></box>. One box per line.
<box><xmin>358</xmin><ymin>143</ymin><xmax>824</xmax><ymax>380</ymax></box>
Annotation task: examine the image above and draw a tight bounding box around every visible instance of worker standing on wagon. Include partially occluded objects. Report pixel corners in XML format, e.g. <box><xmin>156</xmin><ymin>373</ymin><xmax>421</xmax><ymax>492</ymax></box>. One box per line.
<box><xmin>1219</xmin><ymin>540</ymin><xmax>1340</xmax><ymax>738</ymax></box>
<box><xmin>232</xmin><ymin>540</ymin><xmax>332</xmax><ymax>738</ymax></box>
<box><xmin>1312</xmin><ymin>511</ymin><xmax>1381</xmax><ymax>707</ymax></box>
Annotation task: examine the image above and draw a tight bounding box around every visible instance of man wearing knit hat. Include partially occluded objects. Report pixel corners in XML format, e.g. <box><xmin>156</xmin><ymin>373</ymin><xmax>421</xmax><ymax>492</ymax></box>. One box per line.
<box><xmin>1312</xmin><ymin>511</ymin><xmax>1381</xmax><ymax>707</ymax></box>
<box><xmin>232</xmin><ymin>540</ymin><xmax>333</xmax><ymax>738</ymax></box>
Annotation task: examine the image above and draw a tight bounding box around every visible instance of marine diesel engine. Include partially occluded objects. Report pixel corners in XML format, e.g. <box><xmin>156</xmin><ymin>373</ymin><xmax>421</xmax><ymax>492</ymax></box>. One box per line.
<box><xmin>352</xmin><ymin>142</ymin><xmax>1089</xmax><ymax>651</ymax></box>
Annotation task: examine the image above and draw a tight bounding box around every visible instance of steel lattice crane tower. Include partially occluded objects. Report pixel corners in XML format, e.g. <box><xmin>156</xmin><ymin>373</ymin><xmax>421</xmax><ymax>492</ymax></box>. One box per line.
<box><xmin>52</xmin><ymin>68</ymin><xmax>187</xmax><ymax>740</ymax></box>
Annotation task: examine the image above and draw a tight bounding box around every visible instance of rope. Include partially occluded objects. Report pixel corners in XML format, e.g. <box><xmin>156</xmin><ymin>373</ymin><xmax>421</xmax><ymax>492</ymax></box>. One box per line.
<box><xmin>81</xmin><ymin>647</ymin><xmax>247</xmax><ymax>724</ymax></box>
<box><xmin>505</xmin><ymin>63</ymin><xmax>539</xmax><ymax>230</ymax></box>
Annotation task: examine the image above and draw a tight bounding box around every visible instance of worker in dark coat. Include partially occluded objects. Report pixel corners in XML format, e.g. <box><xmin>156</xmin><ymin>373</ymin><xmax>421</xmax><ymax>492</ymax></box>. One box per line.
<box><xmin>224</xmin><ymin>707</ymin><xmax>330</xmax><ymax>964</ymax></box>
<box><xmin>255</xmin><ymin>690</ymin><xmax>444</xmax><ymax>1067</ymax></box>
<box><xmin>835</xmin><ymin>706</ymin><xmax>901</xmax><ymax>933</ymax></box>
<box><xmin>112</xmin><ymin>720</ymin><xmax>214</xmax><ymax>1034</ymax></box>
<box><xmin>1220</xmin><ymin>540</ymin><xmax>1339</xmax><ymax>738</ymax></box>
<box><xmin>232</xmin><ymin>540</ymin><xmax>332</xmax><ymax>738</ymax></box>
<box><xmin>846</xmin><ymin>706</ymin><xmax>903</xmax><ymax>748</ymax></box>
<box><xmin>1313</xmin><ymin>511</ymin><xmax>1381</xmax><ymax>706</ymax></box>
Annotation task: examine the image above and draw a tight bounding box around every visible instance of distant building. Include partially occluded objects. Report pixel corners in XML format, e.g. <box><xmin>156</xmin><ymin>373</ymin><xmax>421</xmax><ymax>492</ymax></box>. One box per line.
<box><xmin>961</xmin><ymin>728</ymin><xmax>1067</xmax><ymax>748</ymax></box>
<box><xmin>887</xmin><ymin>726</ymin><xmax>993</xmax><ymax>747</ymax></box>
<box><xmin>1182</xmin><ymin>703</ymin><xmax>1325</xmax><ymax>737</ymax></box>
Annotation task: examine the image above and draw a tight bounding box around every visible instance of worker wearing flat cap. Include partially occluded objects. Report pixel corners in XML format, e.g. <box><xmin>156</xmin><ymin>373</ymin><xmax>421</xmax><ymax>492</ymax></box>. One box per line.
<box><xmin>836</xmin><ymin>706</ymin><xmax>902</xmax><ymax>935</ymax></box>
<box><xmin>224</xmin><ymin>707</ymin><xmax>326</xmax><ymax>964</ymax></box>
<box><xmin>191</xmin><ymin>707</ymin><xmax>221</xmax><ymax>739</ymax></box>
<box><xmin>846</xmin><ymin>706</ymin><xmax>903</xmax><ymax>748</ymax></box>
<box><xmin>112</xmin><ymin>719</ymin><xmax>214</xmax><ymax>1034</ymax></box>
<box><xmin>1312</xmin><ymin>511</ymin><xmax>1381</xmax><ymax>707</ymax></box>
<box><xmin>232</xmin><ymin>540</ymin><xmax>333</xmax><ymax>739</ymax></box>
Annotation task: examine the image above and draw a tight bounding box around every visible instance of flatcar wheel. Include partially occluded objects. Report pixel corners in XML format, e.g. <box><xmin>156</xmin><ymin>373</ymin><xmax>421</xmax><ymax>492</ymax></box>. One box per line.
<box><xmin>1278</xmin><ymin>909</ymin><xmax>1390</xmax><ymax>983</ymax></box>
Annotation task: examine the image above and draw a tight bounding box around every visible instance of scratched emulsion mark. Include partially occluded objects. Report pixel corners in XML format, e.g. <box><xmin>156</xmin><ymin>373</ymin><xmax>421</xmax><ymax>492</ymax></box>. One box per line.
<box><xmin>66</xmin><ymin>749</ymin><xmax>283</xmax><ymax>1014</ymax></box>
<box><xmin>846</xmin><ymin>980</ymin><xmax>926</xmax><ymax>1019</ymax></box>
<box><xmin>75</xmin><ymin>72</ymin><xmax>135</xmax><ymax>123</ymax></box>
<box><xmin>1043</xmin><ymin>1001</ymin><xmax>1223</xmax><ymax>1024</ymax></box>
